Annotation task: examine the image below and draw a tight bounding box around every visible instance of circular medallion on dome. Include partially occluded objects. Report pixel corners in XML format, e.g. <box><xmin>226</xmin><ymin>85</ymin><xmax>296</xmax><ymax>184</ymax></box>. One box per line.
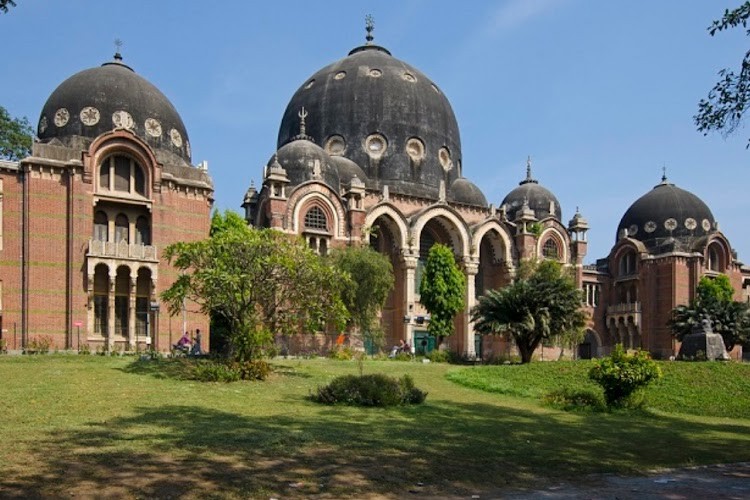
<box><xmin>80</xmin><ymin>106</ymin><xmax>100</xmax><ymax>126</ymax></box>
<box><xmin>368</xmin><ymin>68</ymin><xmax>382</xmax><ymax>78</ymax></box>
<box><xmin>112</xmin><ymin>110</ymin><xmax>134</xmax><ymax>130</ymax></box>
<box><xmin>431</xmin><ymin>84</ymin><xmax>440</xmax><ymax>94</ymax></box>
<box><xmin>403</xmin><ymin>72</ymin><xmax>416</xmax><ymax>82</ymax></box>
<box><xmin>702</xmin><ymin>219</ymin><xmax>711</xmax><ymax>231</ymax></box>
<box><xmin>439</xmin><ymin>147</ymin><xmax>453</xmax><ymax>171</ymax></box>
<box><xmin>664</xmin><ymin>218</ymin><xmax>678</xmax><ymax>231</ymax></box>
<box><xmin>644</xmin><ymin>221</ymin><xmax>657</xmax><ymax>233</ymax></box>
<box><xmin>39</xmin><ymin>116</ymin><xmax>48</xmax><ymax>134</ymax></box>
<box><xmin>685</xmin><ymin>218</ymin><xmax>697</xmax><ymax>230</ymax></box>
<box><xmin>54</xmin><ymin>108</ymin><xmax>70</xmax><ymax>127</ymax></box>
<box><xmin>304</xmin><ymin>79</ymin><xmax>315</xmax><ymax>89</ymax></box>
<box><xmin>145</xmin><ymin>118</ymin><xmax>162</xmax><ymax>137</ymax></box>
<box><xmin>170</xmin><ymin>128</ymin><xmax>183</xmax><ymax>148</ymax></box>
<box><xmin>186</xmin><ymin>141</ymin><xmax>191</xmax><ymax>158</ymax></box>
<box><xmin>325</xmin><ymin>135</ymin><xmax>346</xmax><ymax>156</ymax></box>
<box><xmin>628</xmin><ymin>224</ymin><xmax>638</xmax><ymax>236</ymax></box>
<box><xmin>334</xmin><ymin>71</ymin><xmax>346</xmax><ymax>80</ymax></box>
<box><xmin>365</xmin><ymin>134</ymin><xmax>387</xmax><ymax>158</ymax></box>
<box><xmin>406</xmin><ymin>137</ymin><xmax>425</xmax><ymax>161</ymax></box>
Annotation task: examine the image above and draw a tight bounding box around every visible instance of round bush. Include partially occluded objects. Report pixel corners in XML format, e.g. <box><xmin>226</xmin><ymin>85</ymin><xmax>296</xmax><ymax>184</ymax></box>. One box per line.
<box><xmin>313</xmin><ymin>373</ymin><xmax>427</xmax><ymax>406</ymax></box>
<box><xmin>589</xmin><ymin>345</ymin><xmax>662</xmax><ymax>407</ymax></box>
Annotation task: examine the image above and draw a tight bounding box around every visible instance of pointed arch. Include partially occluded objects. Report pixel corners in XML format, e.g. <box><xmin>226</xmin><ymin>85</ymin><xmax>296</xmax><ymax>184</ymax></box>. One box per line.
<box><xmin>364</xmin><ymin>203</ymin><xmax>409</xmax><ymax>249</ymax></box>
<box><xmin>411</xmin><ymin>206</ymin><xmax>470</xmax><ymax>257</ymax></box>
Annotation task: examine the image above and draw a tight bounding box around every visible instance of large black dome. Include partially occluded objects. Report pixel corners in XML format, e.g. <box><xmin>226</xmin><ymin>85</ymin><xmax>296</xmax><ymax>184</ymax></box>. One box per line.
<box><xmin>501</xmin><ymin>166</ymin><xmax>561</xmax><ymax>221</ymax></box>
<box><xmin>38</xmin><ymin>56</ymin><xmax>191</xmax><ymax>164</ymax></box>
<box><xmin>277</xmin><ymin>43</ymin><xmax>464</xmax><ymax>200</ymax></box>
<box><xmin>617</xmin><ymin>179</ymin><xmax>716</xmax><ymax>251</ymax></box>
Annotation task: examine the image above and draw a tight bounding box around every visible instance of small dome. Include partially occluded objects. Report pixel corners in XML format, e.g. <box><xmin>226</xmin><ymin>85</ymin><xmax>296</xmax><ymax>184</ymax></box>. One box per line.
<box><xmin>38</xmin><ymin>55</ymin><xmax>191</xmax><ymax>165</ymax></box>
<box><xmin>501</xmin><ymin>163</ymin><xmax>561</xmax><ymax>221</ymax></box>
<box><xmin>449</xmin><ymin>178</ymin><xmax>487</xmax><ymax>207</ymax></box>
<box><xmin>329</xmin><ymin>155</ymin><xmax>368</xmax><ymax>187</ymax></box>
<box><xmin>617</xmin><ymin>178</ymin><xmax>715</xmax><ymax>251</ymax></box>
<box><xmin>273</xmin><ymin>138</ymin><xmax>340</xmax><ymax>191</ymax></box>
<box><xmin>277</xmin><ymin>40</ymin><xmax>462</xmax><ymax>200</ymax></box>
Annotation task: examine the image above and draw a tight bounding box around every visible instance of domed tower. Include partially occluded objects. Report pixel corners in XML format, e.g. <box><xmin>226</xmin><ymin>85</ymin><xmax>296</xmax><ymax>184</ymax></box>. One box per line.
<box><xmin>501</xmin><ymin>158</ymin><xmax>562</xmax><ymax>221</ymax></box>
<box><xmin>616</xmin><ymin>173</ymin><xmax>716</xmax><ymax>252</ymax></box>
<box><xmin>38</xmin><ymin>52</ymin><xmax>192</xmax><ymax>168</ymax></box>
<box><xmin>2</xmin><ymin>50</ymin><xmax>213</xmax><ymax>354</ymax></box>
<box><xmin>274</xmin><ymin>23</ymin><xmax>483</xmax><ymax>205</ymax></box>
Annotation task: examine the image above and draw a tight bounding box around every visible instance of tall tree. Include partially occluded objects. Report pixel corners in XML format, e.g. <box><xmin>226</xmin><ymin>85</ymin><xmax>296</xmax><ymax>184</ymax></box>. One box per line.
<box><xmin>695</xmin><ymin>2</ymin><xmax>750</xmax><ymax>146</ymax></box>
<box><xmin>0</xmin><ymin>1</ymin><xmax>17</xmax><ymax>14</ymax></box>
<box><xmin>162</xmin><ymin>213</ymin><xmax>348</xmax><ymax>361</ymax></box>
<box><xmin>471</xmin><ymin>260</ymin><xmax>586</xmax><ymax>363</ymax></box>
<box><xmin>419</xmin><ymin>243</ymin><xmax>465</xmax><ymax>344</ymax></box>
<box><xmin>0</xmin><ymin>105</ymin><xmax>33</xmax><ymax>161</ymax></box>
<box><xmin>329</xmin><ymin>246</ymin><xmax>394</xmax><ymax>350</ymax></box>
<box><xmin>669</xmin><ymin>274</ymin><xmax>750</xmax><ymax>351</ymax></box>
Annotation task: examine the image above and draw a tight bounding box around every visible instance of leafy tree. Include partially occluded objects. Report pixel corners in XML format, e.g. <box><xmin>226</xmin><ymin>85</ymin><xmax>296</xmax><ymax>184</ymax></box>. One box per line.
<box><xmin>162</xmin><ymin>211</ymin><xmax>348</xmax><ymax>364</ymax></box>
<box><xmin>329</xmin><ymin>246</ymin><xmax>394</xmax><ymax>350</ymax></box>
<box><xmin>695</xmin><ymin>2</ymin><xmax>750</xmax><ymax>146</ymax></box>
<box><xmin>419</xmin><ymin>243</ymin><xmax>465</xmax><ymax>343</ymax></box>
<box><xmin>471</xmin><ymin>259</ymin><xmax>586</xmax><ymax>364</ymax></box>
<box><xmin>0</xmin><ymin>105</ymin><xmax>33</xmax><ymax>161</ymax></box>
<box><xmin>669</xmin><ymin>274</ymin><xmax>750</xmax><ymax>351</ymax></box>
<box><xmin>0</xmin><ymin>1</ymin><xmax>17</xmax><ymax>14</ymax></box>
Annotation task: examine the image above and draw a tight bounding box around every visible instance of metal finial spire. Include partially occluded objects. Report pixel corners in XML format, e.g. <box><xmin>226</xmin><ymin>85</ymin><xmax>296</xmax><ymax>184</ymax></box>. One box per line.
<box><xmin>365</xmin><ymin>14</ymin><xmax>374</xmax><ymax>44</ymax></box>
<box><xmin>114</xmin><ymin>38</ymin><xmax>123</xmax><ymax>61</ymax></box>
<box><xmin>526</xmin><ymin>155</ymin><xmax>532</xmax><ymax>181</ymax></box>
<box><xmin>661</xmin><ymin>164</ymin><xmax>667</xmax><ymax>183</ymax></box>
<box><xmin>298</xmin><ymin>107</ymin><xmax>308</xmax><ymax>136</ymax></box>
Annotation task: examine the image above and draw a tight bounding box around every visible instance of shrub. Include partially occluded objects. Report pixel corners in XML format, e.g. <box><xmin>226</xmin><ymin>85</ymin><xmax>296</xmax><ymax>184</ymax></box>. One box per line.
<box><xmin>543</xmin><ymin>387</ymin><xmax>606</xmax><ymax>412</ymax></box>
<box><xmin>589</xmin><ymin>344</ymin><xmax>662</xmax><ymax>407</ymax></box>
<box><xmin>78</xmin><ymin>343</ymin><xmax>91</xmax><ymax>355</ymax></box>
<box><xmin>313</xmin><ymin>373</ymin><xmax>427</xmax><ymax>406</ymax></box>
<box><xmin>25</xmin><ymin>335</ymin><xmax>53</xmax><ymax>354</ymax></box>
<box><xmin>328</xmin><ymin>345</ymin><xmax>355</xmax><ymax>361</ymax></box>
<box><xmin>426</xmin><ymin>349</ymin><xmax>450</xmax><ymax>363</ymax></box>
<box><xmin>193</xmin><ymin>360</ymin><xmax>242</xmax><ymax>382</ymax></box>
<box><xmin>0</xmin><ymin>339</ymin><xmax>7</xmax><ymax>354</ymax></box>
<box><xmin>389</xmin><ymin>352</ymin><xmax>413</xmax><ymax>362</ymax></box>
<box><xmin>233</xmin><ymin>359</ymin><xmax>272</xmax><ymax>380</ymax></box>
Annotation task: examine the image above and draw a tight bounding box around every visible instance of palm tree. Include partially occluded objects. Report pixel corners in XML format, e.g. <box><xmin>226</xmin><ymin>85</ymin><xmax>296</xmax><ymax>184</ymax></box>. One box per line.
<box><xmin>471</xmin><ymin>260</ymin><xmax>586</xmax><ymax>363</ymax></box>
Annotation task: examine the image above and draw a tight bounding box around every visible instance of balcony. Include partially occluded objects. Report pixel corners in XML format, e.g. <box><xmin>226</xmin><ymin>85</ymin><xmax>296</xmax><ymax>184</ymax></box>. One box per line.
<box><xmin>607</xmin><ymin>302</ymin><xmax>641</xmax><ymax>315</ymax></box>
<box><xmin>606</xmin><ymin>301</ymin><xmax>642</xmax><ymax>328</ymax></box>
<box><xmin>88</xmin><ymin>239</ymin><xmax>157</xmax><ymax>262</ymax></box>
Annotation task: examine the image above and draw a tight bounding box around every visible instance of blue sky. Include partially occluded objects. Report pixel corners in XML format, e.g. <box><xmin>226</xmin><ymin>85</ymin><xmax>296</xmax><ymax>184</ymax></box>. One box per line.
<box><xmin>2</xmin><ymin>1</ymin><xmax>747</xmax><ymax>263</ymax></box>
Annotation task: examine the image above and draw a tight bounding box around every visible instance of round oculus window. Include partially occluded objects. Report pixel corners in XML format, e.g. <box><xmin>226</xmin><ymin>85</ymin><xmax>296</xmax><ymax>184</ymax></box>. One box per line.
<box><xmin>403</xmin><ymin>72</ymin><xmax>416</xmax><ymax>82</ymax></box>
<box><xmin>628</xmin><ymin>224</ymin><xmax>638</xmax><ymax>236</ymax></box>
<box><xmin>334</xmin><ymin>71</ymin><xmax>346</xmax><ymax>80</ymax></box>
<box><xmin>644</xmin><ymin>221</ymin><xmax>657</xmax><ymax>233</ymax></box>
<box><xmin>365</xmin><ymin>134</ymin><xmax>387</xmax><ymax>158</ymax></box>
<box><xmin>702</xmin><ymin>219</ymin><xmax>711</xmax><ymax>231</ymax></box>
<box><xmin>39</xmin><ymin>116</ymin><xmax>48</xmax><ymax>133</ymax></box>
<box><xmin>684</xmin><ymin>218</ymin><xmax>697</xmax><ymax>230</ymax></box>
<box><xmin>664</xmin><ymin>218</ymin><xmax>678</xmax><ymax>231</ymax></box>
<box><xmin>80</xmin><ymin>106</ymin><xmax>100</xmax><ymax>126</ymax></box>
<box><xmin>439</xmin><ymin>147</ymin><xmax>453</xmax><ymax>171</ymax></box>
<box><xmin>406</xmin><ymin>138</ymin><xmax>425</xmax><ymax>161</ymax></box>
<box><xmin>54</xmin><ymin>108</ymin><xmax>70</xmax><ymax>127</ymax></box>
<box><xmin>325</xmin><ymin>135</ymin><xmax>346</xmax><ymax>156</ymax></box>
<box><xmin>369</xmin><ymin>68</ymin><xmax>382</xmax><ymax>77</ymax></box>
<box><xmin>112</xmin><ymin>110</ymin><xmax>134</xmax><ymax>130</ymax></box>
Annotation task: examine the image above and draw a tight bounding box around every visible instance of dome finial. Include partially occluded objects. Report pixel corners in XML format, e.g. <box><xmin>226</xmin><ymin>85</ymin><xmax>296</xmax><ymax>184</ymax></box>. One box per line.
<box><xmin>365</xmin><ymin>14</ymin><xmax>375</xmax><ymax>44</ymax></box>
<box><xmin>114</xmin><ymin>38</ymin><xmax>123</xmax><ymax>61</ymax></box>
<box><xmin>298</xmin><ymin>107</ymin><xmax>308</xmax><ymax>136</ymax></box>
<box><xmin>520</xmin><ymin>155</ymin><xmax>538</xmax><ymax>185</ymax></box>
<box><xmin>661</xmin><ymin>164</ymin><xmax>668</xmax><ymax>184</ymax></box>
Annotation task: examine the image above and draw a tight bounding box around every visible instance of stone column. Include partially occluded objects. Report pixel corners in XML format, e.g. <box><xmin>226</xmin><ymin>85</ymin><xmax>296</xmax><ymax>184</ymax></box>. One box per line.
<box><xmin>128</xmin><ymin>277</ymin><xmax>137</xmax><ymax>350</ymax></box>
<box><xmin>463</xmin><ymin>258</ymin><xmax>480</xmax><ymax>358</ymax></box>
<box><xmin>107</xmin><ymin>271</ymin><xmax>116</xmax><ymax>351</ymax></box>
<box><xmin>401</xmin><ymin>251</ymin><xmax>419</xmax><ymax>348</ymax></box>
<box><xmin>86</xmin><ymin>273</ymin><xmax>94</xmax><ymax>343</ymax></box>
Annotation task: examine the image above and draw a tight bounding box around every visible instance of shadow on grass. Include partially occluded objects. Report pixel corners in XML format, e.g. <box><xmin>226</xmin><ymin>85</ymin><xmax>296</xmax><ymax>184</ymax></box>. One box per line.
<box><xmin>119</xmin><ymin>358</ymin><xmax>312</xmax><ymax>382</ymax></box>
<box><xmin>2</xmin><ymin>396</ymin><xmax>750</xmax><ymax>498</ymax></box>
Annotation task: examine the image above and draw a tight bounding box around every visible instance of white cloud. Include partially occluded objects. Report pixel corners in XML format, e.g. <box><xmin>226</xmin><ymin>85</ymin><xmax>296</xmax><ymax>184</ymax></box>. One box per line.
<box><xmin>484</xmin><ymin>0</ymin><xmax>566</xmax><ymax>36</ymax></box>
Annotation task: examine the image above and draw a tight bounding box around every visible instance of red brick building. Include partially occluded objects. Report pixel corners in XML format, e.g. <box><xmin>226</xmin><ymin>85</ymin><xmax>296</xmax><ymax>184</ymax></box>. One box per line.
<box><xmin>0</xmin><ymin>53</ymin><xmax>213</xmax><ymax>352</ymax></box>
<box><xmin>243</xmin><ymin>31</ymin><xmax>749</xmax><ymax>359</ymax></box>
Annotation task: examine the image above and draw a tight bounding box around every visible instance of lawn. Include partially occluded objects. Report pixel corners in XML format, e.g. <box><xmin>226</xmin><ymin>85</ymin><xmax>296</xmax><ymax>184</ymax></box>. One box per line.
<box><xmin>1</xmin><ymin>355</ymin><xmax>749</xmax><ymax>499</ymax></box>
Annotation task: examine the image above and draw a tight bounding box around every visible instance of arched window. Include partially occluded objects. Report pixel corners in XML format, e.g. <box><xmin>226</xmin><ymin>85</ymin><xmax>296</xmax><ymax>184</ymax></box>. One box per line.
<box><xmin>115</xmin><ymin>214</ymin><xmax>129</xmax><ymax>243</ymax></box>
<box><xmin>619</xmin><ymin>250</ymin><xmax>637</xmax><ymax>276</ymax></box>
<box><xmin>99</xmin><ymin>155</ymin><xmax>147</xmax><ymax>196</ymax></box>
<box><xmin>542</xmin><ymin>238</ymin><xmax>559</xmax><ymax>260</ymax></box>
<box><xmin>135</xmin><ymin>216</ymin><xmax>150</xmax><ymax>245</ymax></box>
<box><xmin>304</xmin><ymin>206</ymin><xmax>328</xmax><ymax>231</ymax></box>
<box><xmin>93</xmin><ymin>211</ymin><xmax>108</xmax><ymax>242</ymax></box>
<box><xmin>708</xmin><ymin>245</ymin><xmax>722</xmax><ymax>272</ymax></box>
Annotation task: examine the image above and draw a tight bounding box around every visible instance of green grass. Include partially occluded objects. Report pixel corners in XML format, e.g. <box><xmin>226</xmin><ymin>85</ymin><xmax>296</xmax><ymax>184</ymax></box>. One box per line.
<box><xmin>1</xmin><ymin>355</ymin><xmax>749</xmax><ymax>498</ymax></box>
<box><xmin>447</xmin><ymin>360</ymin><xmax>750</xmax><ymax>418</ymax></box>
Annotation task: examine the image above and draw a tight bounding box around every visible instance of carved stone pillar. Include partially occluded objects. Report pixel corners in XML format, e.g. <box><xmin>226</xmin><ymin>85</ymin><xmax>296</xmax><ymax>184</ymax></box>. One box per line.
<box><xmin>401</xmin><ymin>250</ymin><xmax>419</xmax><ymax>348</ymax></box>
<box><xmin>128</xmin><ymin>277</ymin><xmax>137</xmax><ymax>350</ymax></box>
<box><xmin>107</xmin><ymin>272</ymin><xmax>116</xmax><ymax>351</ymax></box>
<box><xmin>462</xmin><ymin>258</ymin><xmax>480</xmax><ymax>358</ymax></box>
